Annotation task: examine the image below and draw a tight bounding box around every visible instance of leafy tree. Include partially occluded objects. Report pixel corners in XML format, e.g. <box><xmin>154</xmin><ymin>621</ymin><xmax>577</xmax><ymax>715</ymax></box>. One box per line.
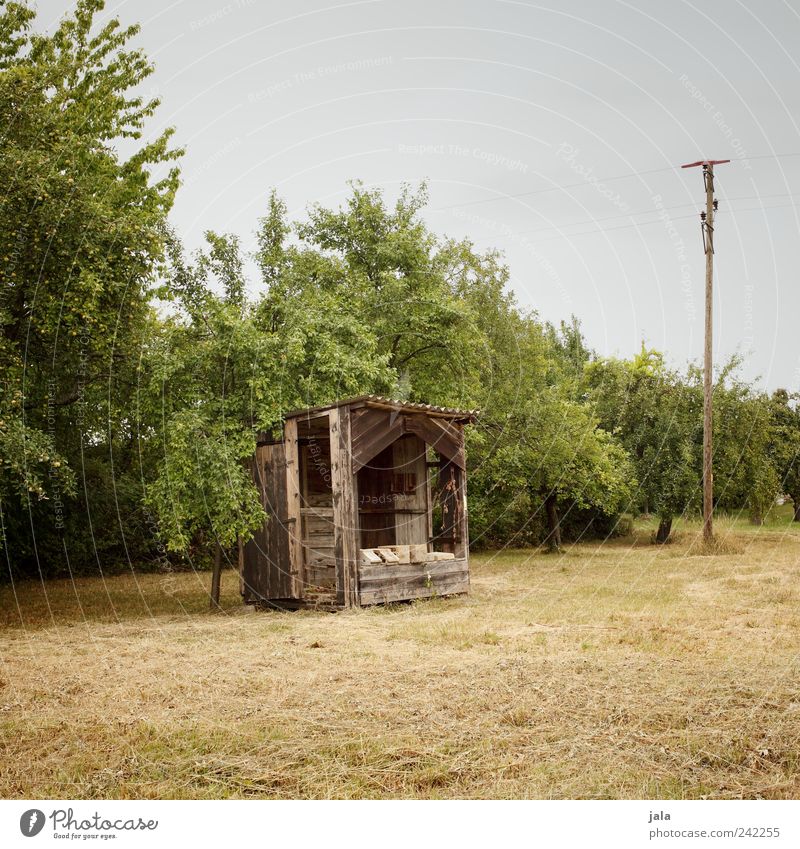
<box><xmin>0</xmin><ymin>0</ymin><xmax>180</xmax><ymax>573</ymax></box>
<box><xmin>588</xmin><ymin>350</ymin><xmax>781</xmax><ymax>540</ymax></box>
<box><xmin>482</xmin><ymin>389</ymin><xmax>634</xmax><ymax>551</ymax></box>
<box><xmin>142</xmin><ymin>227</ymin><xmax>394</xmax><ymax>557</ymax></box>
<box><xmin>709</xmin><ymin>367</ymin><xmax>778</xmax><ymax>525</ymax></box>
<box><xmin>586</xmin><ymin>348</ymin><xmax>700</xmax><ymax>543</ymax></box>
<box><xmin>457</xmin><ymin>284</ymin><xmax>633</xmax><ymax>549</ymax></box>
<box><xmin>283</xmin><ymin>182</ymin><xmax>485</xmax><ymax>405</ymax></box>
<box><xmin>768</xmin><ymin>389</ymin><xmax>800</xmax><ymax>521</ymax></box>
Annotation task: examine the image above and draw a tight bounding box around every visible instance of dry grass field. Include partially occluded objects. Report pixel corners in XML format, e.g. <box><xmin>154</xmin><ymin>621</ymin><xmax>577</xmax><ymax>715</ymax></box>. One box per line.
<box><xmin>2</xmin><ymin>515</ymin><xmax>800</xmax><ymax>799</ymax></box>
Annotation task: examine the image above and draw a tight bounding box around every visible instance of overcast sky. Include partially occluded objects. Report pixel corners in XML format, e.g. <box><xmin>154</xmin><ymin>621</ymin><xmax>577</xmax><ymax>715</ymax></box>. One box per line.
<box><xmin>43</xmin><ymin>0</ymin><xmax>800</xmax><ymax>391</ymax></box>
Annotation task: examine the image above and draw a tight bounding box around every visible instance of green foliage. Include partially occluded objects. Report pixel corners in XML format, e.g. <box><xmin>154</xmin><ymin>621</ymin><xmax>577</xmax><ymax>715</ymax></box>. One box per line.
<box><xmin>586</xmin><ymin>347</ymin><xmax>700</xmax><ymax>530</ymax></box>
<box><xmin>142</xmin><ymin>224</ymin><xmax>395</xmax><ymax>554</ymax></box>
<box><xmin>710</xmin><ymin>366</ymin><xmax>778</xmax><ymax>523</ymax></box>
<box><xmin>458</xmin><ymin>287</ymin><xmax>634</xmax><ymax>547</ymax></box>
<box><xmin>1</xmin><ymin>0</ymin><xmax>180</xmax><ymax>574</ymax></box>
<box><xmin>142</xmin><ymin>233</ymin><xmax>284</xmax><ymax>553</ymax></box>
<box><xmin>284</xmin><ymin>182</ymin><xmax>485</xmax><ymax>405</ymax></box>
<box><xmin>769</xmin><ymin>390</ymin><xmax>800</xmax><ymax>517</ymax></box>
<box><xmin>587</xmin><ymin>348</ymin><xmax>782</xmax><ymax>534</ymax></box>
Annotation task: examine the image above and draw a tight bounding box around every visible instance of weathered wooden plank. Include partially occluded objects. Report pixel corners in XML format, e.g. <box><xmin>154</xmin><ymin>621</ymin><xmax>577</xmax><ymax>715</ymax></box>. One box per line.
<box><xmin>242</xmin><ymin>446</ymin><xmax>268</xmax><ymax>601</ymax></box>
<box><xmin>284</xmin><ymin>417</ymin><xmax>303</xmax><ymax>598</ymax></box>
<box><xmin>303</xmin><ymin>550</ymin><xmax>335</xmax><ymax>564</ymax></box>
<box><xmin>271</xmin><ymin>442</ymin><xmax>294</xmax><ymax>598</ymax></box>
<box><xmin>300</xmin><ymin>506</ymin><xmax>334</xmax><ymax>518</ymax></box>
<box><xmin>360</xmin><ymin>548</ymin><xmax>383</xmax><ymax>564</ymax></box>
<box><xmin>359</xmin><ymin>577</ymin><xmax>470</xmax><ymax>606</ymax></box>
<box><xmin>359</xmin><ymin>558</ymin><xmax>468</xmax><ymax>583</ymax></box>
<box><xmin>303</xmin><ymin>518</ymin><xmax>335</xmax><ymax>536</ymax></box>
<box><xmin>305</xmin><ymin>563</ymin><xmax>336</xmax><ymax>588</ymax></box>
<box><xmin>330</xmin><ymin>406</ymin><xmax>359</xmax><ymax>607</ymax></box>
<box><xmin>393</xmin><ymin>435</ymin><xmax>428</xmax><ymax>546</ymax></box>
<box><xmin>351</xmin><ymin>411</ymin><xmax>465</xmax><ymax>473</ymax></box>
<box><xmin>425</xmin><ymin>458</ymin><xmax>433</xmax><ymax>545</ymax></box>
<box><xmin>360</xmin><ymin>567</ymin><xmax>469</xmax><ymax>594</ymax></box>
<box><xmin>456</xmin><ymin>460</ymin><xmax>469</xmax><ymax>564</ymax></box>
<box><xmin>351</xmin><ymin>411</ymin><xmax>405</xmax><ymax>473</ymax></box>
<box><xmin>426</xmin><ymin>551</ymin><xmax>456</xmax><ymax>562</ymax></box>
<box><xmin>242</xmin><ymin>442</ymin><xmax>292</xmax><ymax>602</ymax></box>
<box><xmin>408</xmin><ymin>542</ymin><xmax>428</xmax><ymax>562</ymax></box>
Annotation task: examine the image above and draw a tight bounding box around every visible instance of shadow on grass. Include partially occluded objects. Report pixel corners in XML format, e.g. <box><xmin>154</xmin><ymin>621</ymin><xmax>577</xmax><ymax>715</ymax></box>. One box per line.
<box><xmin>0</xmin><ymin>569</ymin><xmax>242</xmax><ymax>631</ymax></box>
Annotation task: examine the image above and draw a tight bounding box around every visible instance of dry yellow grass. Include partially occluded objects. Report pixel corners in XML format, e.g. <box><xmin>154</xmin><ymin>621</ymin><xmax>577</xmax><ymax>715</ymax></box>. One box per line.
<box><xmin>2</xmin><ymin>519</ymin><xmax>800</xmax><ymax>799</ymax></box>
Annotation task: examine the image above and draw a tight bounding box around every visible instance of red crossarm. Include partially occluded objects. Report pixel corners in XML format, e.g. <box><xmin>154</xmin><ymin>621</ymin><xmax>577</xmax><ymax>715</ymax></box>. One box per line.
<box><xmin>681</xmin><ymin>159</ymin><xmax>731</xmax><ymax>168</ymax></box>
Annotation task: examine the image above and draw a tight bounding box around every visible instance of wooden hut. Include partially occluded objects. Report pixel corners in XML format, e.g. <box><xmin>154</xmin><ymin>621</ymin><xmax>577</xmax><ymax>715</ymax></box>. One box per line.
<box><xmin>240</xmin><ymin>396</ymin><xmax>477</xmax><ymax>609</ymax></box>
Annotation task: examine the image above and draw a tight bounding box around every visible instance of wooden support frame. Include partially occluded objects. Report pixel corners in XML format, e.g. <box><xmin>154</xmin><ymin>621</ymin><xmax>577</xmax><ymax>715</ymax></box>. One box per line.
<box><xmin>283</xmin><ymin>417</ymin><xmax>303</xmax><ymax>598</ymax></box>
<box><xmin>329</xmin><ymin>406</ymin><xmax>359</xmax><ymax>607</ymax></box>
<box><xmin>455</xmin><ymin>465</ymin><xmax>469</xmax><ymax>562</ymax></box>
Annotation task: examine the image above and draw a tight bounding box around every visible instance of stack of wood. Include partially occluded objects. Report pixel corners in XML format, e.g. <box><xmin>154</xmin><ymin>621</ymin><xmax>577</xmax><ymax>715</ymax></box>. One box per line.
<box><xmin>359</xmin><ymin>545</ymin><xmax>455</xmax><ymax>565</ymax></box>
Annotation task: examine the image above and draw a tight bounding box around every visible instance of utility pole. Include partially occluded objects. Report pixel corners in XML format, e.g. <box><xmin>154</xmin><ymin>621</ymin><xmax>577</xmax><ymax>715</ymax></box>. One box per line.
<box><xmin>681</xmin><ymin>158</ymin><xmax>729</xmax><ymax>542</ymax></box>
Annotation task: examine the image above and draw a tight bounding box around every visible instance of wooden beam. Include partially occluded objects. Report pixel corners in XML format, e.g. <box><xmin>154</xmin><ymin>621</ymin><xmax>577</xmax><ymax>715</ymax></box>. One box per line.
<box><xmin>284</xmin><ymin>417</ymin><xmax>303</xmax><ymax>598</ymax></box>
<box><xmin>350</xmin><ymin>407</ymin><xmax>405</xmax><ymax>473</ymax></box>
<box><xmin>329</xmin><ymin>406</ymin><xmax>359</xmax><ymax>607</ymax></box>
<box><xmin>455</xmin><ymin>466</ymin><xmax>469</xmax><ymax>563</ymax></box>
<box><xmin>403</xmin><ymin>416</ymin><xmax>465</xmax><ymax>469</ymax></box>
<box><xmin>350</xmin><ymin>410</ymin><xmax>466</xmax><ymax>473</ymax></box>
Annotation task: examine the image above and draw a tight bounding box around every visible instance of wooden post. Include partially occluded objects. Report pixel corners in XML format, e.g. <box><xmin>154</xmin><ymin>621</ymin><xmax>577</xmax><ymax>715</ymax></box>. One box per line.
<box><xmin>283</xmin><ymin>417</ymin><xmax>303</xmax><ymax>597</ymax></box>
<box><xmin>455</xmin><ymin>440</ymin><xmax>469</xmax><ymax>564</ymax></box>
<box><xmin>681</xmin><ymin>158</ymin><xmax>729</xmax><ymax>543</ymax></box>
<box><xmin>702</xmin><ymin>164</ymin><xmax>715</xmax><ymax>543</ymax></box>
<box><xmin>329</xmin><ymin>406</ymin><xmax>359</xmax><ymax>607</ymax></box>
<box><xmin>210</xmin><ymin>541</ymin><xmax>222</xmax><ymax>611</ymax></box>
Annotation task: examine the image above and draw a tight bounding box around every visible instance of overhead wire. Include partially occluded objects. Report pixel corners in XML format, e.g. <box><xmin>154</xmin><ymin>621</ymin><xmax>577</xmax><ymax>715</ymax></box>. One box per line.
<box><xmin>461</xmin><ymin>191</ymin><xmax>800</xmax><ymax>242</ymax></box>
<box><xmin>432</xmin><ymin>151</ymin><xmax>800</xmax><ymax>214</ymax></box>
<box><xmin>467</xmin><ymin>199</ymin><xmax>800</xmax><ymax>245</ymax></box>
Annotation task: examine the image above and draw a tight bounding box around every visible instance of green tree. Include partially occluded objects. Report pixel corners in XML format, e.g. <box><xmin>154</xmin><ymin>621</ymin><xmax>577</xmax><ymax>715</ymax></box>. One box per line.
<box><xmin>0</xmin><ymin>0</ymin><xmax>180</xmax><ymax>572</ymax></box>
<box><xmin>459</xmin><ymin>290</ymin><xmax>633</xmax><ymax>550</ymax></box>
<box><xmin>770</xmin><ymin>390</ymin><xmax>800</xmax><ymax>521</ymax></box>
<box><xmin>283</xmin><ymin>182</ymin><xmax>485</xmax><ymax>405</ymax></box>
<box><xmin>586</xmin><ymin>348</ymin><xmax>700</xmax><ymax>543</ymax></box>
<box><xmin>487</xmin><ymin>390</ymin><xmax>634</xmax><ymax>552</ymax></box>
<box><xmin>142</xmin><ymin>227</ymin><xmax>394</xmax><ymax>557</ymax></box>
<box><xmin>768</xmin><ymin>390</ymin><xmax>800</xmax><ymax>521</ymax></box>
<box><xmin>709</xmin><ymin>367</ymin><xmax>778</xmax><ymax>525</ymax></box>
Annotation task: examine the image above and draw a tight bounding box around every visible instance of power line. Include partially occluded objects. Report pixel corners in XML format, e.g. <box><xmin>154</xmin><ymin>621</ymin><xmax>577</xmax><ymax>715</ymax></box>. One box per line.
<box><xmin>432</xmin><ymin>165</ymin><xmax>677</xmax><ymax>211</ymax></box>
<box><xmin>467</xmin><ymin>200</ymin><xmax>799</xmax><ymax>245</ymax></box>
<box><xmin>463</xmin><ymin>192</ymin><xmax>800</xmax><ymax>242</ymax></box>
<box><xmin>433</xmin><ymin>152</ymin><xmax>800</xmax><ymax>213</ymax></box>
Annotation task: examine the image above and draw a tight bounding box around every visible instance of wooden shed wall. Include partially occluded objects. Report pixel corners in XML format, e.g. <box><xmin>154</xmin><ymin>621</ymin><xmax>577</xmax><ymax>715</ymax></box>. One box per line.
<box><xmin>241</xmin><ymin>442</ymin><xmax>294</xmax><ymax>603</ymax></box>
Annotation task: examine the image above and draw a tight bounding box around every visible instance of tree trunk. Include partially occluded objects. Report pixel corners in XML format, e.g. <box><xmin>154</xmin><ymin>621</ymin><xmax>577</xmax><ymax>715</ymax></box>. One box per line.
<box><xmin>210</xmin><ymin>542</ymin><xmax>222</xmax><ymax>611</ymax></box>
<box><xmin>794</xmin><ymin>498</ymin><xmax>800</xmax><ymax>522</ymax></box>
<box><xmin>545</xmin><ymin>493</ymin><xmax>562</xmax><ymax>553</ymax></box>
<box><xmin>655</xmin><ymin>515</ymin><xmax>673</xmax><ymax>544</ymax></box>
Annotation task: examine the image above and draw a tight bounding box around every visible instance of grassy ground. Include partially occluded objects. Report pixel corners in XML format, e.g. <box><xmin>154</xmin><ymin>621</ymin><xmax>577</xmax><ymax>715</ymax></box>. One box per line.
<box><xmin>2</xmin><ymin>511</ymin><xmax>800</xmax><ymax>799</ymax></box>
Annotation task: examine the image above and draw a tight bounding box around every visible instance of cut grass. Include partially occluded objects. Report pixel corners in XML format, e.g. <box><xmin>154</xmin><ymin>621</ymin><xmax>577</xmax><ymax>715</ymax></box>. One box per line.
<box><xmin>1</xmin><ymin>517</ymin><xmax>800</xmax><ymax>799</ymax></box>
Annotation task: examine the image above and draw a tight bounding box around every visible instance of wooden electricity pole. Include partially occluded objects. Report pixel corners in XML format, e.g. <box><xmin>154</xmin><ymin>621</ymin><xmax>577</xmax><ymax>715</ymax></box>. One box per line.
<box><xmin>681</xmin><ymin>158</ymin><xmax>729</xmax><ymax>542</ymax></box>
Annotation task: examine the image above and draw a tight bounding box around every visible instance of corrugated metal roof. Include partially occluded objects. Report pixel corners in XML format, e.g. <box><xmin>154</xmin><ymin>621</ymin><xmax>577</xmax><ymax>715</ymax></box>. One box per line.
<box><xmin>283</xmin><ymin>395</ymin><xmax>479</xmax><ymax>422</ymax></box>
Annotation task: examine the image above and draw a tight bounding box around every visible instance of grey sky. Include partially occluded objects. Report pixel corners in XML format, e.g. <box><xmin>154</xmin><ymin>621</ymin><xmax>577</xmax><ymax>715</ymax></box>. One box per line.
<box><xmin>43</xmin><ymin>0</ymin><xmax>800</xmax><ymax>390</ymax></box>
